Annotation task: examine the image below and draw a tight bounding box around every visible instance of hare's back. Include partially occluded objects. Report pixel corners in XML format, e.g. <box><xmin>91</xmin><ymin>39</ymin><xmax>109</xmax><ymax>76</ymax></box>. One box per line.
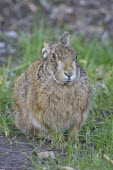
<box><xmin>13</xmin><ymin>72</ymin><xmax>28</xmax><ymax>108</ymax></box>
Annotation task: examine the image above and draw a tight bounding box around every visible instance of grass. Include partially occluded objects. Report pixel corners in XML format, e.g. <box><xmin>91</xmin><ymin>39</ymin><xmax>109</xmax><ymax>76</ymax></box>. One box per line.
<box><xmin>0</xmin><ymin>27</ymin><xmax>113</xmax><ymax>170</ymax></box>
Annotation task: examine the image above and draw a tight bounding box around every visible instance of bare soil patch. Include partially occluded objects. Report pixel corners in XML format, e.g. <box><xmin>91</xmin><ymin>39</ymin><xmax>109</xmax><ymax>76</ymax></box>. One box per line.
<box><xmin>0</xmin><ymin>132</ymin><xmax>57</xmax><ymax>169</ymax></box>
<box><xmin>0</xmin><ymin>133</ymin><xmax>33</xmax><ymax>169</ymax></box>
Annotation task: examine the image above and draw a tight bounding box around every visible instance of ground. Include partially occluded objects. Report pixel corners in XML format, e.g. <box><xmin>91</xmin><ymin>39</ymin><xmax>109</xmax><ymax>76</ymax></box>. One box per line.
<box><xmin>0</xmin><ymin>132</ymin><xmax>58</xmax><ymax>169</ymax></box>
<box><xmin>0</xmin><ymin>133</ymin><xmax>33</xmax><ymax>169</ymax></box>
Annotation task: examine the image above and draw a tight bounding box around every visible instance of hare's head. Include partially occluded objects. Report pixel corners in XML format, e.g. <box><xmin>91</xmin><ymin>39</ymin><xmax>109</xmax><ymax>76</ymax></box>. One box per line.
<box><xmin>42</xmin><ymin>32</ymin><xmax>78</xmax><ymax>84</ymax></box>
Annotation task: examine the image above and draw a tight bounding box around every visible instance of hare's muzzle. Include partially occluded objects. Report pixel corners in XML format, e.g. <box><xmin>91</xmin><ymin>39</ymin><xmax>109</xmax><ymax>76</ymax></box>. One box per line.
<box><xmin>64</xmin><ymin>72</ymin><xmax>76</xmax><ymax>83</ymax></box>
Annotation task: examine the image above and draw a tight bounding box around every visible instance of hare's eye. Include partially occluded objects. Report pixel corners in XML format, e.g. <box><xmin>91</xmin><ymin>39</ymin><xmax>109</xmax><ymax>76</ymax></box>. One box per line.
<box><xmin>52</xmin><ymin>53</ymin><xmax>56</xmax><ymax>59</ymax></box>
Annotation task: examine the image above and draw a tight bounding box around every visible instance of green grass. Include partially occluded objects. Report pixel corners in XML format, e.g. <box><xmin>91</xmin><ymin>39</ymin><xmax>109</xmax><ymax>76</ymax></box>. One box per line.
<box><xmin>0</xmin><ymin>27</ymin><xmax>113</xmax><ymax>170</ymax></box>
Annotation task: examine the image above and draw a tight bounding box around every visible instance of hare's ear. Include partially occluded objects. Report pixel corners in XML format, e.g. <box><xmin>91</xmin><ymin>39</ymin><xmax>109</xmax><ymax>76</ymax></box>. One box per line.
<box><xmin>42</xmin><ymin>41</ymin><xmax>53</xmax><ymax>58</ymax></box>
<box><xmin>59</xmin><ymin>32</ymin><xmax>70</xmax><ymax>46</ymax></box>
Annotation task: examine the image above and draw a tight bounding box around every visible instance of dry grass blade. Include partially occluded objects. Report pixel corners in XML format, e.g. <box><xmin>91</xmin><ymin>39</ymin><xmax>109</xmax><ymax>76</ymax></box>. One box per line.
<box><xmin>56</xmin><ymin>166</ymin><xmax>77</xmax><ymax>170</ymax></box>
<box><xmin>103</xmin><ymin>154</ymin><xmax>113</xmax><ymax>165</ymax></box>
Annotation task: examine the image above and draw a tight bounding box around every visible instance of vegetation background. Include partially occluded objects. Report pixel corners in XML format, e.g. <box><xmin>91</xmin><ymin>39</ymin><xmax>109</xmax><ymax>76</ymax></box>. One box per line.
<box><xmin>0</xmin><ymin>0</ymin><xmax>113</xmax><ymax>169</ymax></box>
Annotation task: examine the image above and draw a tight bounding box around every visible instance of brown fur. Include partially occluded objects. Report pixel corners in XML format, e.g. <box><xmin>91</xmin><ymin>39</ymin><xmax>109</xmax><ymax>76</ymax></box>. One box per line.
<box><xmin>13</xmin><ymin>32</ymin><xmax>90</xmax><ymax>142</ymax></box>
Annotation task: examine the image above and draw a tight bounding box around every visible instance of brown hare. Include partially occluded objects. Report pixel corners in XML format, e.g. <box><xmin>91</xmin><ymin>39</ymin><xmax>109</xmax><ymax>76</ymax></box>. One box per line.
<box><xmin>13</xmin><ymin>32</ymin><xmax>90</xmax><ymax>142</ymax></box>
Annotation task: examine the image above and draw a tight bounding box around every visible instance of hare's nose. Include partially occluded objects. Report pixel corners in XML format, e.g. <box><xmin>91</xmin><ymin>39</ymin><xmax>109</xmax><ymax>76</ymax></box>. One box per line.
<box><xmin>64</xmin><ymin>72</ymin><xmax>71</xmax><ymax>78</ymax></box>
